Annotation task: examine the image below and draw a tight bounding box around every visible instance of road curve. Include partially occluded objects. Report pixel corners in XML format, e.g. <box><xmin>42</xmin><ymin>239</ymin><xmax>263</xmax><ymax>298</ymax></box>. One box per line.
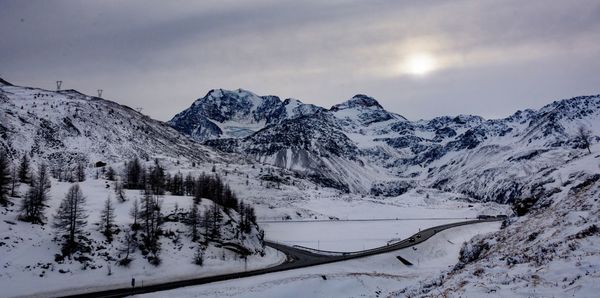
<box><xmin>58</xmin><ymin>218</ymin><xmax>501</xmax><ymax>298</ymax></box>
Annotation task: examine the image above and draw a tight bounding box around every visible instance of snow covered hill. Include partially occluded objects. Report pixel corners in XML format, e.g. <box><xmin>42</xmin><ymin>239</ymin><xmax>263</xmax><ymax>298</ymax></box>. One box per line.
<box><xmin>399</xmin><ymin>145</ymin><xmax>600</xmax><ymax>297</ymax></box>
<box><xmin>0</xmin><ymin>174</ymin><xmax>281</xmax><ymax>297</ymax></box>
<box><xmin>0</xmin><ymin>78</ymin><xmax>222</xmax><ymax>171</ymax></box>
<box><xmin>171</xmin><ymin>88</ymin><xmax>600</xmax><ymax>202</ymax></box>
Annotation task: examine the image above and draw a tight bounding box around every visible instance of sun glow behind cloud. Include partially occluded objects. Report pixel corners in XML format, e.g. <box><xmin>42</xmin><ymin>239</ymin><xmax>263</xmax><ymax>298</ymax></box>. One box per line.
<box><xmin>401</xmin><ymin>53</ymin><xmax>437</xmax><ymax>76</ymax></box>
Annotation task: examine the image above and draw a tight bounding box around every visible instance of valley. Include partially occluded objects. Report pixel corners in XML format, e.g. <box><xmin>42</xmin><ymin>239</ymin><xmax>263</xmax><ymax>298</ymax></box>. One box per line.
<box><xmin>0</xmin><ymin>78</ymin><xmax>598</xmax><ymax>297</ymax></box>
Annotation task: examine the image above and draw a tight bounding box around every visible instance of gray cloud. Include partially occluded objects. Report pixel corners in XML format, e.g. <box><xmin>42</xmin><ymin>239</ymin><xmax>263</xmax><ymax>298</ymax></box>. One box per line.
<box><xmin>1</xmin><ymin>0</ymin><xmax>599</xmax><ymax>121</ymax></box>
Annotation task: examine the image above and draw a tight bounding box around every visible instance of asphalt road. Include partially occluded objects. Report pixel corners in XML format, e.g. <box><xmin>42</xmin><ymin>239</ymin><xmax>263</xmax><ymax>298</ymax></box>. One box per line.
<box><xmin>58</xmin><ymin>218</ymin><xmax>501</xmax><ymax>298</ymax></box>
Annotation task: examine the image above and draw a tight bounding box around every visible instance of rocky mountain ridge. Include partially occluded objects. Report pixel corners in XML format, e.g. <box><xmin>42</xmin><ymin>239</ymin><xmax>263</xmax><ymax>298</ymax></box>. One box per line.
<box><xmin>171</xmin><ymin>87</ymin><xmax>599</xmax><ymax>201</ymax></box>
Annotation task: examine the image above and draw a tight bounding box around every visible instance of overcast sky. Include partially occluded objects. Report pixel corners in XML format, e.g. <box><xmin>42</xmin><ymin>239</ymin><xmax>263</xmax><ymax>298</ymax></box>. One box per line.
<box><xmin>1</xmin><ymin>0</ymin><xmax>600</xmax><ymax>121</ymax></box>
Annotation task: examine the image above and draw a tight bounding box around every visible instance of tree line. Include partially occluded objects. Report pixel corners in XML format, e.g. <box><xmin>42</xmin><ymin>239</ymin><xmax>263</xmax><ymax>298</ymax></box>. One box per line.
<box><xmin>0</xmin><ymin>153</ymin><xmax>261</xmax><ymax>266</ymax></box>
<box><xmin>123</xmin><ymin>157</ymin><xmax>245</xmax><ymax>213</ymax></box>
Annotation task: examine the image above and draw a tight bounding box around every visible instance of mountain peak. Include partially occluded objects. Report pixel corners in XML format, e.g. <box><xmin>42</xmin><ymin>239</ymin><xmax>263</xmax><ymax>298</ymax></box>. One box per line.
<box><xmin>330</xmin><ymin>94</ymin><xmax>383</xmax><ymax>111</ymax></box>
<box><xmin>205</xmin><ymin>88</ymin><xmax>259</xmax><ymax>100</ymax></box>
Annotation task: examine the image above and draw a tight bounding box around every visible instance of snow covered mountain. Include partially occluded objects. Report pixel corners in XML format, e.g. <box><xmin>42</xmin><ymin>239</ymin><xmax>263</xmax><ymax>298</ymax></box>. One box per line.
<box><xmin>400</xmin><ymin>150</ymin><xmax>600</xmax><ymax>297</ymax></box>
<box><xmin>169</xmin><ymin>89</ymin><xmax>323</xmax><ymax>141</ymax></box>
<box><xmin>171</xmin><ymin>88</ymin><xmax>600</xmax><ymax>201</ymax></box>
<box><xmin>0</xmin><ymin>78</ymin><xmax>222</xmax><ymax>169</ymax></box>
<box><xmin>2</xmin><ymin>77</ymin><xmax>598</xmax><ymax>202</ymax></box>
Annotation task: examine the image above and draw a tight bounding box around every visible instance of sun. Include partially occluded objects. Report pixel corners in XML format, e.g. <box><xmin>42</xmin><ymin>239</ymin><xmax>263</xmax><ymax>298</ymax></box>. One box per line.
<box><xmin>403</xmin><ymin>53</ymin><xmax>437</xmax><ymax>76</ymax></box>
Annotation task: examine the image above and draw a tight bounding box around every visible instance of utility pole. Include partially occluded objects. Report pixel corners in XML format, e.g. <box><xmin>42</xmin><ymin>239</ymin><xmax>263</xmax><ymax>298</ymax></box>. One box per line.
<box><xmin>56</xmin><ymin>80</ymin><xmax>62</xmax><ymax>91</ymax></box>
<box><xmin>97</xmin><ymin>89</ymin><xmax>103</xmax><ymax>98</ymax></box>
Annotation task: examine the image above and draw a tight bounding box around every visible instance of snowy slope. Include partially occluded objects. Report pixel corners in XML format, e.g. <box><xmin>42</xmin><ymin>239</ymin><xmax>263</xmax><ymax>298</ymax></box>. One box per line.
<box><xmin>0</xmin><ymin>176</ymin><xmax>280</xmax><ymax>297</ymax></box>
<box><xmin>0</xmin><ymin>79</ymin><xmax>224</xmax><ymax>169</ymax></box>
<box><xmin>399</xmin><ymin>145</ymin><xmax>600</xmax><ymax>297</ymax></box>
<box><xmin>136</xmin><ymin>222</ymin><xmax>502</xmax><ymax>298</ymax></box>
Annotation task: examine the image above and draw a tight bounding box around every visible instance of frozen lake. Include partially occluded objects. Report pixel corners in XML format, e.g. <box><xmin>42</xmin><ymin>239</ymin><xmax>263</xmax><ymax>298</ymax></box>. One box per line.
<box><xmin>261</xmin><ymin>218</ymin><xmax>465</xmax><ymax>252</ymax></box>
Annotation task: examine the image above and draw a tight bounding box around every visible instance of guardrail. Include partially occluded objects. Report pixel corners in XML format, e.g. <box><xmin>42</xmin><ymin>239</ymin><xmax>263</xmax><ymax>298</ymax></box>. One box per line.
<box><xmin>257</xmin><ymin>217</ymin><xmax>475</xmax><ymax>223</ymax></box>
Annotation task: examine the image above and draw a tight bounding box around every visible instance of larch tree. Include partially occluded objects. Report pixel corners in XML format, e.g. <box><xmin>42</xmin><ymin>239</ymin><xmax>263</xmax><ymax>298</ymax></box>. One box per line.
<box><xmin>20</xmin><ymin>163</ymin><xmax>51</xmax><ymax>224</ymax></box>
<box><xmin>184</xmin><ymin>173</ymin><xmax>195</xmax><ymax>196</ymax></box>
<box><xmin>0</xmin><ymin>151</ymin><xmax>10</xmax><ymax>206</ymax></box>
<box><xmin>148</xmin><ymin>159</ymin><xmax>165</xmax><ymax>195</ymax></box>
<box><xmin>140</xmin><ymin>190</ymin><xmax>162</xmax><ymax>264</ymax></box>
<box><xmin>105</xmin><ymin>166</ymin><xmax>115</xmax><ymax>181</ymax></box>
<box><xmin>193</xmin><ymin>245</ymin><xmax>204</xmax><ymax>266</ymax></box>
<box><xmin>125</xmin><ymin>157</ymin><xmax>143</xmax><ymax>189</ymax></box>
<box><xmin>100</xmin><ymin>196</ymin><xmax>116</xmax><ymax>242</ymax></box>
<box><xmin>129</xmin><ymin>197</ymin><xmax>140</xmax><ymax>230</ymax></box>
<box><xmin>114</xmin><ymin>180</ymin><xmax>126</xmax><ymax>202</ymax></box>
<box><xmin>188</xmin><ymin>202</ymin><xmax>200</xmax><ymax>241</ymax></box>
<box><xmin>577</xmin><ymin>125</ymin><xmax>592</xmax><ymax>154</ymax></box>
<box><xmin>75</xmin><ymin>162</ymin><xmax>86</xmax><ymax>182</ymax></box>
<box><xmin>53</xmin><ymin>184</ymin><xmax>87</xmax><ymax>255</ymax></box>
<box><xmin>10</xmin><ymin>163</ymin><xmax>19</xmax><ymax>197</ymax></box>
<box><xmin>17</xmin><ymin>154</ymin><xmax>29</xmax><ymax>184</ymax></box>
<box><xmin>209</xmin><ymin>201</ymin><xmax>222</xmax><ymax>239</ymax></box>
<box><xmin>118</xmin><ymin>227</ymin><xmax>136</xmax><ymax>266</ymax></box>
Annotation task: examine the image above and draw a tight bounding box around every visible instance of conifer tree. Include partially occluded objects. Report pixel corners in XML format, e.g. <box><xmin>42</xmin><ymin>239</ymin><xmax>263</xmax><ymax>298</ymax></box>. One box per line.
<box><xmin>188</xmin><ymin>202</ymin><xmax>200</xmax><ymax>241</ymax></box>
<box><xmin>0</xmin><ymin>151</ymin><xmax>10</xmax><ymax>206</ymax></box>
<box><xmin>125</xmin><ymin>157</ymin><xmax>143</xmax><ymax>189</ymax></box>
<box><xmin>75</xmin><ymin>162</ymin><xmax>86</xmax><ymax>182</ymax></box>
<box><xmin>114</xmin><ymin>180</ymin><xmax>126</xmax><ymax>202</ymax></box>
<box><xmin>10</xmin><ymin>163</ymin><xmax>19</xmax><ymax>197</ymax></box>
<box><xmin>148</xmin><ymin>159</ymin><xmax>165</xmax><ymax>195</ymax></box>
<box><xmin>17</xmin><ymin>155</ymin><xmax>30</xmax><ymax>184</ymax></box>
<box><xmin>210</xmin><ymin>201</ymin><xmax>222</xmax><ymax>239</ymax></box>
<box><xmin>100</xmin><ymin>196</ymin><xmax>116</xmax><ymax>242</ymax></box>
<box><xmin>184</xmin><ymin>173</ymin><xmax>195</xmax><ymax>196</ymax></box>
<box><xmin>53</xmin><ymin>184</ymin><xmax>87</xmax><ymax>255</ymax></box>
<box><xmin>106</xmin><ymin>166</ymin><xmax>115</xmax><ymax>181</ymax></box>
<box><xmin>20</xmin><ymin>164</ymin><xmax>51</xmax><ymax>224</ymax></box>
<box><xmin>129</xmin><ymin>197</ymin><xmax>140</xmax><ymax>230</ymax></box>
<box><xmin>193</xmin><ymin>245</ymin><xmax>204</xmax><ymax>266</ymax></box>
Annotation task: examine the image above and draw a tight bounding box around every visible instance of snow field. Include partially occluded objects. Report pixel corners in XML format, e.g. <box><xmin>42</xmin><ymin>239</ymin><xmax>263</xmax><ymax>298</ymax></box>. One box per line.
<box><xmin>0</xmin><ymin>178</ymin><xmax>284</xmax><ymax>298</ymax></box>
<box><xmin>136</xmin><ymin>222</ymin><xmax>502</xmax><ymax>298</ymax></box>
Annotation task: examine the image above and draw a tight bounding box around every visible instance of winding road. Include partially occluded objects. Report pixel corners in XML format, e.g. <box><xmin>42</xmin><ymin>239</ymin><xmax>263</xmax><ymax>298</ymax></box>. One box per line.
<box><xmin>59</xmin><ymin>218</ymin><xmax>500</xmax><ymax>298</ymax></box>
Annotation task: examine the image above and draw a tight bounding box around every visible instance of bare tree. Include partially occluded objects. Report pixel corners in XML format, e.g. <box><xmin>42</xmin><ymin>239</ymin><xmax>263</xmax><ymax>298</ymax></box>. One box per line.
<box><xmin>114</xmin><ymin>180</ymin><xmax>126</xmax><ymax>202</ymax></box>
<box><xmin>106</xmin><ymin>166</ymin><xmax>115</xmax><ymax>181</ymax></box>
<box><xmin>193</xmin><ymin>245</ymin><xmax>204</xmax><ymax>266</ymax></box>
<box><xmin>188</xmin><ymin>202</ymin><xmax>200</xmax><ymax>241</ymax></box>
<box><xmin>129</xmin><ymin>198</ymin><xmax>140</xmax><ymax>230</ymax></box>
<box><xmin>10</xmin><ymin>164</ymin><xmax>19</xmax><ymax>197</ymax></box>
<box><xmin>140</xmin><ymin>190</ymin><xmax>162</xmax><ymax>265</ymax></box>
<box><xmin>53</xmin><ymin>184</ymin><xmax>87</xmax><ymax>255</ymax></box>
<box><xmin>100</xmin><ymin>196</ymin><xmax>116</xmax><ymax>242</ymax></box>
<box><xmin>20</xmin><ymin>164</ymin><xmax>51</xmax><ymax>224</ymax></box>
<box><xmin>0</xmin><ymin>151</ymin><xmax>10</xmax><ymax>206</ymax></box>
<box><xmin>209</xmin><ymin>201</ymin><xmax>222</xmax><ymax>239</ymax></box>
<box><xmin>118</xmin><ymin>228</ymin><xmax>136</xmax><ymax>266</ymax></box>
<box><xmin>75</xmin><ymin>162</ymin><xmax>86</xmax><ymax>182</ymax></box>
<box><xmin>577</xmin><ymin>125</ymin><xmax>592</xmax><ymax>154</ymax></box>
<box><xmin>17</xmin><ymin>155</ymin><xmax>29</xmax><ymax>184</ymax></box>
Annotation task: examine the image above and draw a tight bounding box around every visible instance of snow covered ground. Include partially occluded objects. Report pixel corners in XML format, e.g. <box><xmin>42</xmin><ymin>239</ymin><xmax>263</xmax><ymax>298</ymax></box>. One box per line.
<box><xmin>399</xmin><ymin>147</ymin><xmax>600</xmax><ymax>298</ymax></box>
<box><xmin>262</xmin><ymin>219</ymin><xmax>465</xmax><ymax>252</ymax></box>
<box><xmin>136</xmin><ymin>222</ymin><xmax>501</xmax><ymax>298</ymax></box>
<box><xmin>0</xmin><ymin>155</ymin><xmax>511</xmax><ymax>297</ymax></box>
<box><xmin>258</xmin><ymin>188</ymin><xmax>509</xmax><ymax>251</ymax></box>
<box><xmin>0</xmin><ymin>178</ymin><xmax>284</xmax><ymax>298</ymax></box>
